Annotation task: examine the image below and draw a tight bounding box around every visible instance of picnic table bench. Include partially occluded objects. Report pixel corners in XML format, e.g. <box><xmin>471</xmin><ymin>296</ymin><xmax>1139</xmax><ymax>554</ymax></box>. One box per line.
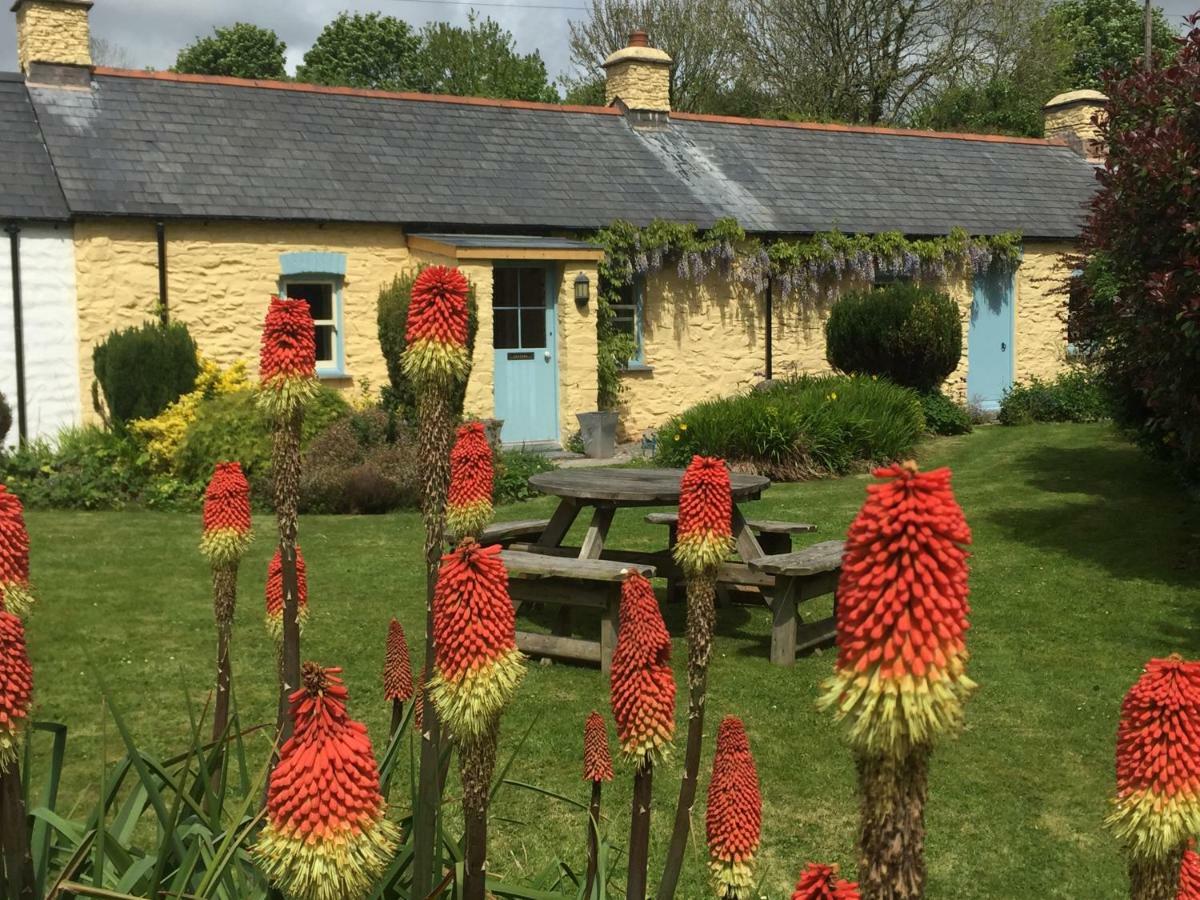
<box><xmin>500</xmin><ymin>549</ymin><xmax>655</xmax><ymax>674</ymax></box>
<box><xmin>644</xmin><ymin>511</ymin><xmax>817</xmax><ymax>554</ymax></box>
<box><xmin>747</xmin><ymin>540</ymin><xmax>844</xmax><ymax>666</ymax></box>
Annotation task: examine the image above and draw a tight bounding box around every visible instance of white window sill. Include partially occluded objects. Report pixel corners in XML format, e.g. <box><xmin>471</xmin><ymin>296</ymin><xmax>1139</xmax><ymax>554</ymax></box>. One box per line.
<box><xmin>621</xmin><ymin>362</ymin><xmax>654</xmax><ymax>374</ymax></box>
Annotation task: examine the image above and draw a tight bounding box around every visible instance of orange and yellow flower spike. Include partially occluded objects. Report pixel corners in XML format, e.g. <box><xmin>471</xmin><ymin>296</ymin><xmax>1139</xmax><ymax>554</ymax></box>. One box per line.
<box><xmin>0</xmin><ymin>606</ymin><xmax>32</xmax><ymax>772</ymax></box>
<box><xmin>790</xmin><ymin>863</ymin><xmax>861</xmax><ymax>900</ymax></box>
<box><xmin>255</xmin><ymin>663</ymin><xmax>400</xmax><ymax>900</ymax></box>
<box><xmin>818</xmin><ymin>461</ymin><xmax>975</xmax><ymax>756</ymax></box>
<box><xmin>1107</xmin><ymin>655</ymin><xmax>1200</xmax><ymax>860</ymax></box>
<box><xmin>0</xmin><ymin>485</ymin><xmax>34</xmax><ymax>617</ymax></box>
<box><xmin>265</xmin><ymin>545</ymin><xmax>309</xmax><ymax>641</ymax></box>
<box><xmin>446</xmin><ymin>422</ymin><xmax>494</xmax><ymax>541</ymax></box>
<box><xmin>674</xmin><ymin>455</ymin><xmax>734</xmax><ymax>576</ymax></box>
<box><xmin>384</xmin><ymin>618</ymin><xmax>414</xmax><ymax>704</ymax></box>
<box><xmin>199</xmin><ymin>462</ymin><xmax>253</xmax><ymax>566</ymax></box>
<box><xmin>429</xmin><ymin>540</ymin><xmax>524</xmax><ymax>742</ymax></box>
<box><xmin>610</xmin><ymin>571</ymin><xmax>675</xmax><ymax>769</ymax></box>
<box><xmin>257</xmin><ymin>296</ymin><xmax>319</xmax><ymax>418</ymax></box>
<box><xmin>584</xmin><ymin>710</ymin><xmax>615</xmax><ymax>783</ymax></box>
<box><xmin>705</xmin><ymin>716</ymin><xmax>762</xmax><ymax>899</ymax></box>
<box><xmin>1180</xmin><ymin>842</ymin><xmax>1200</xmax><ymax>899</ymax></box>
<box><xmin>402</xmin><ymin>266</ymin><xmax>471</xmax><ymax>388</ymax></box>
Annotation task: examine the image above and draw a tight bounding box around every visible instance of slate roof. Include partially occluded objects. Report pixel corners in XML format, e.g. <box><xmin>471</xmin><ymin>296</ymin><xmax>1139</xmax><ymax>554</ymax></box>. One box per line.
<box><xmin>410</xmin><ymin>233</ymin><xmax>600</xmax><ymax>250</ymax></box>
<box><xmin>13</xmin><ymin>68</ymin><xmax>1099</xmax><ymax>238</ymax></box>
<box><xmin>0</xmin><ymin>72</ymin><xmax>68</xmax><ymax>221</ymax></box>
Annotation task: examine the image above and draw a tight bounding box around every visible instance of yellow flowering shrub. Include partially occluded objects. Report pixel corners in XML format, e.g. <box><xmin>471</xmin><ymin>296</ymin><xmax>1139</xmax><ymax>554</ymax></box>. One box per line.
<box><xmin>130</xmin><ymin>356</ymin><xmax>251</xmax><ymax>472</ymax></box>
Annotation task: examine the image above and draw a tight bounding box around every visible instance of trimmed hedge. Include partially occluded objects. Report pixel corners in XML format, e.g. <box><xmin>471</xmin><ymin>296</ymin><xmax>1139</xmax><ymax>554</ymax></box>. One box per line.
<box><xmin>93</xmin><ymin>322</ymin><xmax>200</xmax><ymax>423</ymax></box>
<box><xmin>825</xmin><ymin>283</ymin><xmax>962</xmax><ymax>392</ymax></box>
<box><xmin>999</xmin><ymin>369</ymin><xmax>1111</xmax><ymax>425</ymax></box>
<box><xmin>654</xmin><ymin>375</ymin><xmax>925</xmax><ymax>480</ymax></box>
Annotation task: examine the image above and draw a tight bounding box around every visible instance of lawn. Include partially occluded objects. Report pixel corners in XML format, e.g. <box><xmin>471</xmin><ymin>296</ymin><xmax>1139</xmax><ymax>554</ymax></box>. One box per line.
<box><xmin>19</xmin><ymin>423</ymin><xmax>1200</xmax><ymax>898</ymax></box>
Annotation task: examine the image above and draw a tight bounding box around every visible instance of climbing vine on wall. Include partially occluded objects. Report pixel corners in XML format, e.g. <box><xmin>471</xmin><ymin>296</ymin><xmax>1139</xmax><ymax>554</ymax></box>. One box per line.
<box><xmin>589</xmin><ymin>218</ymin><xmax>1022</xmax><ymax>409</ymax></box>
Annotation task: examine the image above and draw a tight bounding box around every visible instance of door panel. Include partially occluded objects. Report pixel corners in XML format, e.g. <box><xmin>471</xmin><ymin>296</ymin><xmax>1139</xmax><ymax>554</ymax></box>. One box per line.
<box><xmin>493</xmin><ymin>266</ymin><xmax>558</xmax><ymax>445</ymax></box>
<box><xmin>968</xmin><ymin>269</ymin><xmax>1015</xmax><ymax>411</ymax></box>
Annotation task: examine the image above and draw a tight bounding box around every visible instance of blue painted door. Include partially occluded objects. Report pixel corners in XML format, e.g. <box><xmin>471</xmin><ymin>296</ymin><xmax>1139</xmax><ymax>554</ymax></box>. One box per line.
<box><xmin>493</xmin><ymin>265</ymin><xmax>558</xmax><ymax>445</ymax></box>
<box><xmin>968</xmin><ymin>269</ymin><xmax>1015</xmax><ymax>411</ymax></box>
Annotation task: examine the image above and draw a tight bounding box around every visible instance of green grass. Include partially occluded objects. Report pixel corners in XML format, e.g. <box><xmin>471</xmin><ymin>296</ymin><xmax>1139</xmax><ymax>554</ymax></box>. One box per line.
<box><xmin>19</xmin><ymin>423</ymin><xmax>1200</xmax><ymax>898</ymax></box>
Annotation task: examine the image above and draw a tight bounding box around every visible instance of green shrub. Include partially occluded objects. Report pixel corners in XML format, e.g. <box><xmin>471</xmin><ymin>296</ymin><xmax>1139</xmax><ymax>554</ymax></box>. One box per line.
<box><xmin>176</xmin><ymin>386</ymin><xmax>349</xmax><ymax>488</ymax></box>
<box><xmin>495</xmin><ymin>450</ymin><xmax>555</xmax><ymax>504</ymax></box>
<box><xmin>921</xmin><ymin>390</ymin><xmax>973</xmax><ymax>436</ymax></box>
<box><xmin>377</xmin><ymin>270</ymin><xmax>478</xmax><ymax>418</ymax></box>
<box><xmin>300</xmin><ymin>408</ymin><xmax>421</xmax><ymax>514</ymax></box>
<box><xmin>825</xmin><ymin>284</ymin><xmax>962</xmax><ymax>391</ymax></box>
<box><xmin>998</xmin><ymin>368</ymin><xmax>1112</xmax><ymax>425</ymax></box>
<box><xmin>654</xmin><ymin>374</ymin><xmax>925</xmax><ymax>480</ymax></box>
<box><xmin>92</xmin><ymin>322</ymin><xmax>200</xmax><ymax>423</ymax></box>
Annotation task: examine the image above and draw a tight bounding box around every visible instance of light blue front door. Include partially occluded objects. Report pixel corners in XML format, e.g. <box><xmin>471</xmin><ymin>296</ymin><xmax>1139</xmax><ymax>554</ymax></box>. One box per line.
<box><xmin>968</xmin><ymin>268</ymin><xmax>1015</xmax><ymax>411</ymax></box>
<box><xmin>493</xmin><ymin>265</ymin><xmax>559</xmax><ymax>445</ymax></box>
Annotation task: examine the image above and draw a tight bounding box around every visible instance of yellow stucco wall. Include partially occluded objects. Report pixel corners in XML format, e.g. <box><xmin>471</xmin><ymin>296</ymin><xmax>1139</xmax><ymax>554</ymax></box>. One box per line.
<box><xmin>15</xmin><ymin>0</ymin><xmax>92</xmax><ymax>71</ymax></box>
<box><xmin>1014</xmin><ymin>242</ymin><xmax>1072</xmax><ymax>383</ymax></box>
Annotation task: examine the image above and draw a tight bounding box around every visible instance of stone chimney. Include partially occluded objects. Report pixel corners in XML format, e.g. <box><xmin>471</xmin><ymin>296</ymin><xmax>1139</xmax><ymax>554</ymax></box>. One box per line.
<box><xmin>1043</xmin><ymin>89</ymin><xmax>1108</xmax><ymax>161</ymax></box>
<box><xmin>11</xmin><ymin>0</ymin><xmax>93</xmax><ymax>84</ymax></box>
<box><xmin>602</xmin><ymin>30</ymin><xmax>672</xmax><ymax>124</ymax></box>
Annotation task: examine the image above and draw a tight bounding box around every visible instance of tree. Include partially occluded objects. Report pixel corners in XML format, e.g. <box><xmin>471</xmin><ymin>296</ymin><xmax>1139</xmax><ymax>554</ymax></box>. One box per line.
<box><xmin>173</xmin><ymin>23</ymin><xmax>286</xmax><ymax>80</ymax></box>
<box><xmin>90</xmin><ymin>36</ymin><xmax>133</xmax><ymax>68</ymax></box>
<box><xmin>296</xmin><ymin>12</ymin><xmax>422</xmax><ymax>91</ymax></box>
<box><xmin>416</xmin><ymin>13</ymin><xmax>559</xmax><ymax>102</ymax></box>
<box><xmin>1046</xmin><ymin>0</ymin><xmax>1178</xmax><ymax>89</ymax></box>
<box><xmin>567</xmin><ymin>0</ymin><xmax>750</xmax><ymax>114</ymax></box>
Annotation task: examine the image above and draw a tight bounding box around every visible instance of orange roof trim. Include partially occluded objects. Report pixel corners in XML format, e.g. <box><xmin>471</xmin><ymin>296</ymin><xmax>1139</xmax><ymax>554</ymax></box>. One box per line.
<box><xmin>92</xmin><ymin>67</ymin><xmax>1070</xmax><ymax>148</ymax></box>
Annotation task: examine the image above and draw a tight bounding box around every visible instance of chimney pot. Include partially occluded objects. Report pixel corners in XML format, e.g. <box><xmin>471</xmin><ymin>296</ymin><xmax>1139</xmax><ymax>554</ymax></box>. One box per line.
<box><xmin>602</xmin><ymin>30</ymin><xmax>672</xmax><ymax>118</ymax></box>
<box><xmin>628</xmin><ymin>30</ymin><xmax>649</xmax><ymax>48</ymax></box>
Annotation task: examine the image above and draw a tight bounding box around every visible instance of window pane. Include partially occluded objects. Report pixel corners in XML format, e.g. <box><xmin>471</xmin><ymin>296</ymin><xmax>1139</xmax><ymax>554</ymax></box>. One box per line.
<box><xmin>518</xmin><ymin>268</ymin><xmax>545</xmax><ymax>307</ymax></box>
<box><xmin>494</xmin><ymin>308</ymin><xmax>519</xmax><ymax>348</ymax></box>
<box><xmin>287</xmin><ymin>282</ymin><xmax>333</xmax><ymax>321</ymax></box>
<box><xmin>520</xmin><ymin>309</ymin><xmax>546</xmax><ymax>348</ymax></box>
<box><xmin>494</xmin><ymin>268</ymin><xmax>519</xmax><ymax>307</ymax></box>
<box><xmin>611</xmin><ymin>306</ymin><xmax>636</xmax><ymax>337</ymax></box>
<box><xmin>314</xmin><ymin>325</ymin><xmax>334</xmax><ymax>364</ymax></box>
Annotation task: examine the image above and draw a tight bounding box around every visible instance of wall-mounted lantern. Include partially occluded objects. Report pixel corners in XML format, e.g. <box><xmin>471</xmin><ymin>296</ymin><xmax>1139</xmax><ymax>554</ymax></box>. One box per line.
<box><xmin>574</xmin><ymin>271</ymin><xmax>590</xmax><ymax>306</ymax></box>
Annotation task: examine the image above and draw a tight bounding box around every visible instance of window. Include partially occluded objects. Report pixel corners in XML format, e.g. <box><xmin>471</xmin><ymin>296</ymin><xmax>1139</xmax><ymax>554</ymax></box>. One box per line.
<box><xmin>492</xmin><ymin>267</ymin><xmax>547</xmax><ymax>349</ymax></box>
<box><xmin>610</xmin><ymin>276</ymin><xmax>645</xmax><ymax>366</ymax></box>
<box><xmin>1066</xmin><ymin>268</ymin><xmax>1086</xmax><ymax>352</ymax></box>
<box><xmin>281</xmin><ymin>279</ymin><xmax>340</xmax><ymax>372</ymax></box>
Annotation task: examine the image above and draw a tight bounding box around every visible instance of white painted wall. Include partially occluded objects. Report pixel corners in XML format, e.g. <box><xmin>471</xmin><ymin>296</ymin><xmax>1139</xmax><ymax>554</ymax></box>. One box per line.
<box><xmin>0</xmin><ymin>225</ymin><xmax>82</xmax><ymax>446</ymax></box>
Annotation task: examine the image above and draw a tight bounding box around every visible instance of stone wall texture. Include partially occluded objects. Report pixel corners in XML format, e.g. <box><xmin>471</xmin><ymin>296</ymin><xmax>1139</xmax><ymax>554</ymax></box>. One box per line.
<box><xmin>604</xmin><ymin>60</ymin><xmax>670</xmax><ymax>112</ymax></box>
<box><xmin>1044</xmin><ymin>102</ymin><xmax>1105</xmax><ymax>156</ymax></box>
<box><xmin>15</xmin><ymin>2</ymin><xmax>92</xmax><ymax>71</ymax></box>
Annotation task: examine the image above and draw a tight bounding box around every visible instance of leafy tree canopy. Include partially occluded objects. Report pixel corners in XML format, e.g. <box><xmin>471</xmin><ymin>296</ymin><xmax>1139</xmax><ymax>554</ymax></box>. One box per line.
<box><xmin>296</xmin><ymin>12</ymin><xmax>422</xmax><ymax>91</ymax></box>
<box><xmin>416</xmin><ymin>13</ymin><xmax>559</xmax><ymax>102</ymax></box>
<box><xmin>1047</xmin><ymin>0</ymin><xmax>1178</xmax><ymax>89</ymax></box>
<box><xmin>173</xmin><ymin>22</ymin><xmax>286</xmax><ymax>80</ymax></box>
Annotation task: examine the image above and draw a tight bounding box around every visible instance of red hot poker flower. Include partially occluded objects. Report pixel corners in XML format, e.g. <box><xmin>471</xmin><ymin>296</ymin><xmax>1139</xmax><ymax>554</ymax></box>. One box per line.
<box><xmin>0</xmin><ymin>484</ymin><xmax>33</xmax><ymax>617</ymax></box>
<box><xmin>706</xmin><ymin>716</ymin><xmax>762</xmax><ymax>899</ymax></box>
<box><xmin>255</xmin><ymin>664</ymin><xmax>400</xmax><ymax>900</ymax></box>
<box><xmin>1180</xmin><ymin>843</ymin><xmax>1200</xmax><ymax>899</ymax></box>
<box><xmin>402</xmin><ymin>266</ymin><xmax>471</xmax><ymax>387</ymax></box>
<box><xmin>199</xmin><ymin>462</ymin><xmax>253</xmax><ymax>565</ymax></box>
<box><xmin>610</xmin><ymin>571</ymin><xmax>675</xmax><ymax>769</ymax></box>
<box><xmin>790</xmin><ymin>863</ymin><xmax>861</xmax><ymax>900</ymax></box>
<box><xmin>674</xmin><ymin>455</ymin><xmax>734</xmax><ymax>576</ymax></box>
<box><xmin>583</xmin><ymin>711</ymin><xmax>615</xmax><ymax>783</ymax></box>
<box><xmin>265</xmin><ymin>546</ymin><xmax>309</xmax><ymax>641</ymax></box>
<box><xmin>430</xmin><ymin>539</ymin><xmax>524</xmax><ymax>742</ymax></box>
<box><xmin>0</xmin><ymin>609</ymin><xmax>33</xmax><ymax>772</ymax></box>
<box><xmin>384</xmin><ymin>619</ymin><xmax>414</xmax><ymax>703</ymax></box>
<box><xmin>258</xmin><ymin>296</ymin><xmax>318</xmax><ymax>417</ymax></box>
<box><xmin>1107</xmin><ymin>655</ymin><xmax>1200</xmax><ymax>859</ymax></box>
<box><xmin>446</xmin><ymin>422</ymin><xmax>494</xmax><ymax>539</ymax></box>
<box><xmin>818</xmin><ymin>461</ymin><xmax>975</xmax><ymax>756</ymax></box>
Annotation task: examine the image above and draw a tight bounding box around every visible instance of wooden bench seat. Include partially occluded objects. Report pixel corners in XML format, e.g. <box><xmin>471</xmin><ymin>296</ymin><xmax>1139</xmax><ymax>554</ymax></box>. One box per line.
<box><xmin>481</xmin><ymin>518</ymin><xmax>550</xmax><ymax>546</ymax></box>
<box><xmin>747</xmin><ymin>540</ymin><xmax>844</xmax><ymax>666</ymax></box>
<box><xmin>645</xmin><ymin>511</ymin><xmax>816</xmax><ymax>554</ymax></box>
<box><xmin>501</xmin><ymin>550</ymin><xmax>655</xmax><ymax>674</ymax></box>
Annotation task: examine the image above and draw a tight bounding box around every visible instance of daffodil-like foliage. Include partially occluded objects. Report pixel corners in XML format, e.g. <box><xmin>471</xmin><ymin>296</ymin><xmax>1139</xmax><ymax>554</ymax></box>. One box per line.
<box><xmin>818</xmin><ymin>461</ymin><xmax>975</xmax><ymax>756</ymax></box>
<box><xmin>255</xmin><ymin>663</ymin><xmax>400</xmax><ymax>900</ymax></box>
<box><xmin>674</xmin><ymin>455</ymin><xmax>735</xmax><ymax>576</ymax></box>
<box><xmin>265</xmin><ymin>546</ymin><xmax>309</xmax><ymax>641</ymax></box>
<box><xmin>706</xmin><ymin>716</ymin><xmax>762</xmax><ymax>899</ymax></box>
<box><xmin>1180</xmin><ymin>843</ymin><xmax>1200</xmax><ymax>899</ymax></box>
<box><xmin>0</xmin><ymin>484</ymin><xmax>33</xmax><ymax>617</ymax></box>
<box><xmin>790</xmin><ymin>863</ymin><xmax>861</xmax><ymax>900</ymax></box>
<box><xmin>384</xmin><ymin>618</ymin><xmax>414</xmax><ymax>703</ymax></box>
<box><xmin>446</xmin><ymin>422</ymin><xmax>494</xmax><ymax>540</ymax></box>
<box><xmin>430</xmin><ymin>539</ymin><xmax>524</xmax><ymax>742</ymax></box>
<box><xmin>258</xmin><ymin>296</ymin><xmax>319</xmax><ymax>418</ymax></box>
<box><xmin>583</xmin><ymin>710</ymin><xmax>614</xmax><ymax>783</ymax></box>
<box><xmin>610</xmin><ymin>572</ymin><xmax>675</xmax><ymax>769</ymax></box>
<box><xmin>0</xmin><ymin>608</ymin><xmax>33</xmax><ymax>772</ymax></box>
<box><xmin>402</xmin><ymin>265</ymin><xmax>471</xmax><ymax>388</ymax></box>
<box><xmin>1107</xmin><ymin>655</ymin><xmax>1200</xmax><ymax>860</ymax></box>
<box><xmin>199</xmin><ymin>463</ymin><xmax>253</xmax><ymax>566</ymax></box>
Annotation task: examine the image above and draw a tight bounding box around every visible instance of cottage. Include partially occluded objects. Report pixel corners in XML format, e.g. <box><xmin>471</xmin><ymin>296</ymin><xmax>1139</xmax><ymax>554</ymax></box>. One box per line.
<box><xmin>0</xmin><ymin>0</ymin><xmax>1100</xmax><ymax>446</ymax></box>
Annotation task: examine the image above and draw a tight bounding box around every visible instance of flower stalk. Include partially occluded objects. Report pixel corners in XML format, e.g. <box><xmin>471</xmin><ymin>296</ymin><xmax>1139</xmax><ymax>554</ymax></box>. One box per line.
<box><xmin>583</xmin><ymin>711</ymin><xmax>615</xmax><ymax>898</ymax></box>
<box><xmin>0</xmin><ymin>484</ymin><xmax>34</xmax><ymax>618</ymax></box>
<box><xmin>384</xmin><ymin>618</ymin><xmax>414</xmax><ymax>737</ymax></box>
<box><xmin>705</xmin><ymin>716</ymin><xmax>761</xmax><ymax>899</ymax></box>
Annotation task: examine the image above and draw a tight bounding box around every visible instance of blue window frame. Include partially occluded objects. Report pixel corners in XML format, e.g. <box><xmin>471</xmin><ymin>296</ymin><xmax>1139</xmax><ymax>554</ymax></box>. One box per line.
<box><xmin>279</xmin><ymin>253</ymin><xmax>347</xmax><ymax>377</ymax></box>
<box><xmin>612</xmin><ymin>275</ymin><xmax>646</xmax><ymax>367</ymax></box>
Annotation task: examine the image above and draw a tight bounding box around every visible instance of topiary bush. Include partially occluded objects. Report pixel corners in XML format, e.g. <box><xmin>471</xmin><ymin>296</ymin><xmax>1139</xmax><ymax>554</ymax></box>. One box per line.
<box><xmin>92</xmin><ymin>322</ymin><xmax>201</xmax><ymax>424</ymax></box>
<box><xmin>998</xmin><ymin>368</ymin><xmax>1112</xmax><ymax>425</ymax></box>
<box><xmin>825</xmin><ymin>283</ymin><xmax>962</xmax><ymax>392</ymax></box>
<box><xmin>921</xmin><ymin>390</ymin><xmax>973</xmax><ymax>436</ymax></box>
<box><xmin>654</xmin><ymin>374</ymin><xmax>925</xmax><ymax>480</ymax></box>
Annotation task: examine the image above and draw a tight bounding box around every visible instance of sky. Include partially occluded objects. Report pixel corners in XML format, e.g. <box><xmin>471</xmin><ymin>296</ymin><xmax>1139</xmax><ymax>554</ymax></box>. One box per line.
<box><xmin>0</xmin><ymin>0</ymin><xmax>1197</xmax><ymax>84</ymax></box>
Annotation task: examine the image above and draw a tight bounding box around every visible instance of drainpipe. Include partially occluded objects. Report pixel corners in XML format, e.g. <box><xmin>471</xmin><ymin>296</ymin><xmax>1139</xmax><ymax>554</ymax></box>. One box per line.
<box><xmin>155</xmin><ymin>220</ymin><xmax>169</xmax><ymax>324</ymax></box>
<box><xmin>5</xmin><ymin>222</ymin><xmax>27</xmax><ymax>444</ymax></box>
<box><xmin>764</xmin><ymin>273</ymin><xmax>773</xmax><ymax>381</ymax></box>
